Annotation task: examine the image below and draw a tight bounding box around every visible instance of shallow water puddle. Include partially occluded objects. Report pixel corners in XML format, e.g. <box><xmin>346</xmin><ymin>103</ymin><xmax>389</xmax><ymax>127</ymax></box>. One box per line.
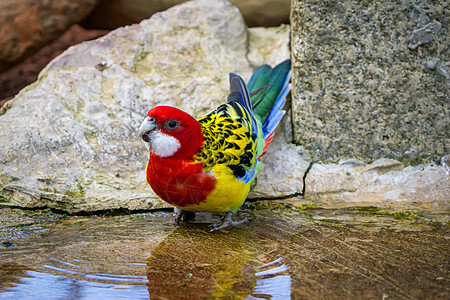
<box><xmin>0</xmin><ymin>203</ymin><xmax>448</xmax><ymax>299</ymax></box>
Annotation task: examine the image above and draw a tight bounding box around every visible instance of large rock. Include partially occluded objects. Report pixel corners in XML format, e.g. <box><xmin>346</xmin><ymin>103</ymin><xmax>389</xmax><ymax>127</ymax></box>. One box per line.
<box><xmin>0</xmin><ymin>0</ymin><xmax>293</xmax><ymax>213</ymax></box>
<box><xmin>81</xmin><ymin>0</ymin><xmax>290</xmax><ymax>29</ymax></box>
<box><xmin>291</xmin><ymin>0</ymin><xmax>449</xmax><ymax>164</ymax></box>
<box><xmin>0</xmin><ymin>0</ymin><xmax>100</xmax><ymax>73</ymax></box>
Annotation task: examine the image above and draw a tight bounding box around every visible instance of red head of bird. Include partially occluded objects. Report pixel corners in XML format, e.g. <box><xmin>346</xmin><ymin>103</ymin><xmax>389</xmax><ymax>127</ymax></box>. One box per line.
<box><xmin>138</xmin><ymin>106</ymin><xmax>204</xmax><ymax>160</ymax></box>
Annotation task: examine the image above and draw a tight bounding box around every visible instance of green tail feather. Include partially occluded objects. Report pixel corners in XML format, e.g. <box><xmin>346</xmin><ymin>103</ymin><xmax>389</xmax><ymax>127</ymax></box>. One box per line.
<box><xmin>248</xmin><ymin>65</ymin><xmax>272</xmax><ymax>109</ymax></box>
<box><xmin>248</xmin><ymin>60</ymin><xmax>291</xmax><ymax>122</ymax></box>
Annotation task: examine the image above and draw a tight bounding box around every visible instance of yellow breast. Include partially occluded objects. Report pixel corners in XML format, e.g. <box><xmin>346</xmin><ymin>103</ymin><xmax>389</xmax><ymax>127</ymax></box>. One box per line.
<box><xmin>179</xmin><ymin>164</ymin><xmax>251</xmax><ymax>213</ymax></box>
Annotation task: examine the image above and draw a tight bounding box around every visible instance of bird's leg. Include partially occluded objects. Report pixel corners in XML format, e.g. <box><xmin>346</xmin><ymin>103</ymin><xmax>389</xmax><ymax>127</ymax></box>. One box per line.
<box><xmin>208</xmin><ymin>213</ymin><xmax>229</xmax><ymax>229</ymax></box>
<box><xmin>209</xmin><ymin>211</ymin><xmax>252</xmax><ymax>232</ymax></box>
<box><xmin>173</xmin><ymin>207</ymin><xmax>196</xmax><ymax>225</ymax></box>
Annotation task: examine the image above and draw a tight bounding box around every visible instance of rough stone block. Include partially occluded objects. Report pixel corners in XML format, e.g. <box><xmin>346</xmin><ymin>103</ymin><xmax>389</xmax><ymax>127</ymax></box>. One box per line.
<box><xmin>291</xmin><ymin>0</ymin><xmax>449</xmax><ymax>164</ymax></box>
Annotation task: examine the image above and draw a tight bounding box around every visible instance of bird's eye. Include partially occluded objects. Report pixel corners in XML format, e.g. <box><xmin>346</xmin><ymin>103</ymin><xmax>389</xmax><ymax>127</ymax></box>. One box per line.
<box><xmin>166</xmin><ymin>119</ymin><xmax>179</xmax><ymax>129</ymax></box>
<box><xmin>148</xmin><ymin>116</ymin><xmax>155</xmax><ymax>122</ymax></box>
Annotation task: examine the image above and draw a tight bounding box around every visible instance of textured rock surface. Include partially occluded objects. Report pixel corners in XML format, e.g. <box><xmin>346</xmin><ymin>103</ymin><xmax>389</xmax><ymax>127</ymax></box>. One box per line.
<box><xmin>291</xmin><ymin>0</ymin><xmax>449</xmax><ymax>164</ymax></box>
<box><xmin>306</xmin><ymin>157</ymin><xmax>449</xmax><ymax>211</ymax></box>
<box><xmin>0</xmin><ymin>0</ymin><xmax>99</xmax><ymax>72</ymax></box>
<box><xmin>247</xmin><ymin>24</ymin><xmax>291</xmax><ymax>68</ymax></box>
<box><xmin>82</xmin><ymin>0</ymin><xmax>290</xmax><ymax>29</ymax></box>
<box><xmin>0</xmin><ymin>0</ymin><xmax>293</xmax><ymax>213</ymax></box>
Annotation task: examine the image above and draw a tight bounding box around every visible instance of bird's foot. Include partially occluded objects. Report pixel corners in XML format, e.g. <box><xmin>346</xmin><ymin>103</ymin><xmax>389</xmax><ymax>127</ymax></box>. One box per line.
<box><xmin>173</xmin><ymin>207</ymin><xmax>196</xmax><ymax>225</ymax></box>
<box><xmin>209</xmin><ymin>212</ymin><xmax>252</xmax><ymax>232</ymax></box>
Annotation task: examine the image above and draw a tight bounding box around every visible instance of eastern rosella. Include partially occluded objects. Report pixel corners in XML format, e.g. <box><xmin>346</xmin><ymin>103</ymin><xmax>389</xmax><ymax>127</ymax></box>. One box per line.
<box><xmin>139</xmin><ymin>60</ymin><xmax>291</xmax><ymax>230</ymax></box>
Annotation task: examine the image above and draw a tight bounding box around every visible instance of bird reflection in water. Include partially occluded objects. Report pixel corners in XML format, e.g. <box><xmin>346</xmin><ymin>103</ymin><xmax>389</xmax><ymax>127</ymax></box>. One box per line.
<box><xmin>146</xmin><ymin>224</ymin><xmax>291</xmax><ymax>299</ymax></box>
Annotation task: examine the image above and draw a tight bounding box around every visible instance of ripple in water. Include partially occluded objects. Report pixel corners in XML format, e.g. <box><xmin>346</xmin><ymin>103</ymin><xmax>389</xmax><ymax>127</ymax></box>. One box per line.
<box><xmin>0</xmin><ymin>258</ymin><xmax>149</xmax><ymax>299</ymax></box>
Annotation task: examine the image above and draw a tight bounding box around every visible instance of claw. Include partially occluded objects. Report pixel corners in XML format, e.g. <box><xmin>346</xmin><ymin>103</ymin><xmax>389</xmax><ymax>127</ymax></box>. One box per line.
<box><xmin>173</xmin><ymin>207</ymin><xmax>196</xmax><ymax>225</ymax></box>
<box><xmin>209</xmin><ymin>212</ymin><xmax>252</xmax><ymax>232</ymax></box>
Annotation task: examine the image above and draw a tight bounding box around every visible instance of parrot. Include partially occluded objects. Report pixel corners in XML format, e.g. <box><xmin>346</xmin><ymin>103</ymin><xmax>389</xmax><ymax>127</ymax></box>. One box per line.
<box><xmin>138</xmin><ymin>60</ymin><xmax>291</xmax><ymax>231</ymax></box>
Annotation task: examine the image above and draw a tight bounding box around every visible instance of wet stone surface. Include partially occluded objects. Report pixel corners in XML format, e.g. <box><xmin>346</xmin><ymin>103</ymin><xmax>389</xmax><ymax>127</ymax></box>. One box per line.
<box><xmin>0</xmin><ymin>201</ymin><xmax>449</xmax><ymax>299</ymax></box>
<box><xmin>0</xmin><ymin>208</ymin><xmax>64</xmax><ymax>249</ymax></box>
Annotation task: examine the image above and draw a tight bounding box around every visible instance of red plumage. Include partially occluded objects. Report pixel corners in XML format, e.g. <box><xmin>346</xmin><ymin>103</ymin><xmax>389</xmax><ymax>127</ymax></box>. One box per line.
<box><xmin>260</xmin><ymin>132</ymin><xmax>275</xmax><ymax>158</ymax></box>
<box><xmin>146</xmin><ymin>153</ymin><xmax>217</xmax><ymax>207</ymax></box>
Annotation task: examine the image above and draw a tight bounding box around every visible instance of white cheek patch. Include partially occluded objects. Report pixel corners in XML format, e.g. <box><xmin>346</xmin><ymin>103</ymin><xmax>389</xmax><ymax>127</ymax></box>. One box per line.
<box><xmin>150</xmin><ymin>130</ymin><xmax>181</xmax><ymax>158</ymax></box>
